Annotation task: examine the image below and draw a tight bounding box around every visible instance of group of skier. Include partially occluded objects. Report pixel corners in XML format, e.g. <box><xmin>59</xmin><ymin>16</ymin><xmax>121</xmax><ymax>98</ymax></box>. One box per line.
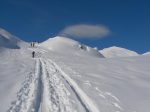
<box><xmin>31</xmin><ymin>42</ymin><xmax>35</xmax><ymax>47</ymax></box>
<box><xmin>31</xmin><ymin>42</ymin><xmax>36</xmax><ymax>58</ymax></box>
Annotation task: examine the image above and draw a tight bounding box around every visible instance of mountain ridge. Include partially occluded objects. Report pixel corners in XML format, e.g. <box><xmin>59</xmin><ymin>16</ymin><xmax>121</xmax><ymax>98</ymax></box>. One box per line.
<box><xmin>99</xmin><ymin>46</ymin><xmax>139</xmax><ymax>58</ymax></box>
<box><xmin>40</xmin><ymin>36</ymin><xmax>104</xmax><ymax>58</ymax></box>
<box><xmin>0</xmin><ymin>28</ymin><xmax>27</xmax><ymax>49</ymax></box>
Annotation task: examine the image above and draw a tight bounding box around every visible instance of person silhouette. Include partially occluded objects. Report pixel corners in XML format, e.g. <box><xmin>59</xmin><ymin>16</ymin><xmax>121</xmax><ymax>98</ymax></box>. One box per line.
<box><xmin>32</xmin><ymin>51</ymin><xmax>35</xmax><ymax>58</ymax></box>
<box><xmin>31</xmin><ymin>42</ymin><xmax>33</xmax><ymax>47</ymax></box>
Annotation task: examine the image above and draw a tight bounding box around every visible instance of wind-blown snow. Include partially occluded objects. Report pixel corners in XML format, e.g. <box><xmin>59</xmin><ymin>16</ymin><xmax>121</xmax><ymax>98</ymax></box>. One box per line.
<box><xmin>100</xmin><ymin>46</ymin><xmax>139</xmax><ymax>58</ymax></box>
<box><xmin>0</xmin><ymin>33</ymin><xmax>150</xmax><ymax>112</ymax></box>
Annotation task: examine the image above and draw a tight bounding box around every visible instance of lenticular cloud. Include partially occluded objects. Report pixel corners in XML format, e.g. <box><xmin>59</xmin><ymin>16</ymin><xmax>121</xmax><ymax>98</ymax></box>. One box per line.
<box><xmin>59</xmin><ymin>24</ymin><xmax>111</xmax><ymax>38</ymax></box>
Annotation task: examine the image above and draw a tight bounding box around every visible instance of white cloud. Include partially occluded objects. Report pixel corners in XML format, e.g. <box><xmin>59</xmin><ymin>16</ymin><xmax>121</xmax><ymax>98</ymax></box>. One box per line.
<box><xmin>59</xmin><ymin>24</ymin><xmax>111</xmax><ymax>38</ymax></box>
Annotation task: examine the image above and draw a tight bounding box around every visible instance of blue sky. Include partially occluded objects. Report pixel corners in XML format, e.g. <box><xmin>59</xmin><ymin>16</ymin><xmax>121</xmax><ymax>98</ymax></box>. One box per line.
<box><xmin>0</xmin><ymin>0</ymin><xmax>150</xmax><ymax>53</ymax></box>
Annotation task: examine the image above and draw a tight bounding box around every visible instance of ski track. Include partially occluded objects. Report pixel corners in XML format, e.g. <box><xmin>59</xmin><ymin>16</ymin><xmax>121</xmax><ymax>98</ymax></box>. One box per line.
<box><xmin>7</xmin><ymin>59</ymin><xmax>43</xmax><ymax>112</ymax></box>
<box><xmin>7</xmin><ymin>58</ymin><xmax>75</xmax><ymax>112</ymax></box>
<box><xmin>7</xmin><ymin>48</ymin><xmax>100</xmax><ymax>112</ymax></box>
<box><xmin>46</xmin><ymin>59</ymin><xmax>100</xmax><ymax>112</ymax></box>
<box><xmin>40</xmin><ymin>59</ymin><xmax>74</xmax><ymax>112</ymax></box>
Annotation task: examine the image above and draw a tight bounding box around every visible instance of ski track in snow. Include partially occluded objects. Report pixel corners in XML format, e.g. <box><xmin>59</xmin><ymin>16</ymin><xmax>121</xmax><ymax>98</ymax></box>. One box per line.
<box><xmin>7</xmin><ymin>59</ymin><xmax>42</xmax><ymax>112</ymax></box>
<box><xmin>39</xmin><ymin>59</ymin><xmax>74</xmax><ymax>112</ymax></box>
<box><xmin>46</xmin><ymin>59</ymin><xmax>100</xmax><ymax>112</ymax></box>
<box><xmin>7</xmin><ymin>48</ymin><xmax>100</xmax><ymax>112</ymax></box>
<box><xmin>7</xmin><ymin>59</ymin><xmax>75</xmax><ymax>112</ymax></box>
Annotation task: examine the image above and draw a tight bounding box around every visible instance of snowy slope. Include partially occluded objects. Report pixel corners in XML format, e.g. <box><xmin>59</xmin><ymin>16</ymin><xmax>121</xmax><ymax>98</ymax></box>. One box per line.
<box><xmin>143</xmin><ymin>52</ymin><xmax>150</xmax><ymax>55</ymax></box>
<box><xmin>41</xmin><ymin>47</ymin><xmax>150</xmax><ymax>112</ymax></box>
<box><xmin>100</xmin><ymin>46</ymin><xmax>139</xmax><ymax>58</ymax></box>
<box><xmin>41</xmin><ymin>36</ymin><xmax>104</xmax><ymax>58</ymax></box>
<box><xmin>0</xmin><ymin>48</ymin><xmax>34</xmax><ymax>111</ymax></box>
<box><xmin>0</xmin><ymin>28</ymin><xmax>27</xmax><ymax>49</ymax></box>
<box><xmin>0</xmin><ymin>36</ymin><xmax>150</xmax><ymax>112</ymax></box>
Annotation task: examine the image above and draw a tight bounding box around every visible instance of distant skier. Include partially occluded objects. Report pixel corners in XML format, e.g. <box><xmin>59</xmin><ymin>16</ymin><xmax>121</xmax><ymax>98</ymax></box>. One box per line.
<box><xmin>32</xmin><ymin>51</ymin><xmax>35</xmax><ymax>58</ymax></box>
<box><xmin>31</xmin><ymin>42</ymin><xmax>33</xmax><ymax>47</ymax></box>
<box><xmin>31</xmin><ymin>42</ymin><xmax>35</xmax><ymax>47</ymax></box>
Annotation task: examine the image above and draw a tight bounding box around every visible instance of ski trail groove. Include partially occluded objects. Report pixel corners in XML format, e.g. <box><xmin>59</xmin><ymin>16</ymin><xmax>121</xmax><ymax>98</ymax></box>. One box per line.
<box><xmin>45</xmin><ymin>60</ymin><xmax>89</xmax><ymax>112</ymax></box>
<box><xmin>7</xmin><ymin>59</ymin><xmax>43</xmax><ymax>112</ymax></box>
<box><xmin>46</xmin><ymin>59</ymin><xmax>100</xmax><ymax>112</ymax></box>
<box><xmin>40</xmin><ymin>59</ymin><xmax>75</xmax><ymax>112</ymax></box>
<box><xmin>8</xmin><ymin>58</ymin><xmax>75</xmax><ymax>112</ymax></box>
<box><xmin>7</xmin><ymin>55</ymin><xmax>100</xmax><ymax>112</ymax></box>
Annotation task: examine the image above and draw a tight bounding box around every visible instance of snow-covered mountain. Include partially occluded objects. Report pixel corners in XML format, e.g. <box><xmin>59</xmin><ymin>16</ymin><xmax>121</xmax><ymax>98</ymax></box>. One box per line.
<box><xmin>143</xmin><ymin>52</ymin><xmax>150</xmax><ymax>56</ymax></box>
<box><xmin>0</xmin><ymin>28</ymin><xmax>27</xmax><ymax>49</ymax></box>
<box><xmin>0</xmin><ymin>33</ymin><xmax>150</xmax><ymax>112</ymax></box>
<box><xmin>99</xmin><ymin>46</ymin><xmax>139</xmax><ymax>58</ymax></box>
<box><xmin>41</xmin><ymin>36</ymin><xmax>104</xmax><ymax>58</ymax></box>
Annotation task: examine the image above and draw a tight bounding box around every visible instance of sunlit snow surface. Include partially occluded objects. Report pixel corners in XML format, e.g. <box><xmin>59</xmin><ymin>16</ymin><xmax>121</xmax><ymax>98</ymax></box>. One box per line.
<box><xmin>0</xmin><ymin>36</ymin><xmax>150</xmax><ymax>112</ymax></box>
<box><xmin>99</xmin><ymin>46</ymin><xmax>139</xmax><ymax>58</ymax></box>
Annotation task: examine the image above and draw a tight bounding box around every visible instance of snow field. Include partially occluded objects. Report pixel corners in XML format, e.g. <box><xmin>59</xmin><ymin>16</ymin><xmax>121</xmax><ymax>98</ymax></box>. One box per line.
<box><xmin>47</xmin><ymin>59</ymin><xmax>100</xmax><ymax>112</ymax></box>
<box><xmin>7</xmin><ymin>59</ymin><xmax>42</xmax><ymax>112</ymax></box>
<box><xmin>40</xmin><ymin>59</ymin><xmax>75</xmax><ymax>112</ymax></box>
<box><xmin>0</xmin><ymin>32</ymin><xmax>150</xmax><ymax>112</ymax></box>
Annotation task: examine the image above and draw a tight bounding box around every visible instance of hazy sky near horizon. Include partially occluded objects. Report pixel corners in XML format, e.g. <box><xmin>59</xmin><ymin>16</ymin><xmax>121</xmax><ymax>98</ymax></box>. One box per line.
<box><xmin>0</xmin><ymin>0</ymin><xmax>150</xmax><ymax>53</ymax></box>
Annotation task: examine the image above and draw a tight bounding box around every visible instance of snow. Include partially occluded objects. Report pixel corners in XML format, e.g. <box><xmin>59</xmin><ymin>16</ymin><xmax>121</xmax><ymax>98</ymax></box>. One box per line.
<box><xmin>143</xmin><ymin>52</ymin><xmax>150</xmax><ymax>55</ymax></box>
<box><xmin>0</xmin><ymin>48</ymin><xmax>34</xmax><ymax>111</ymax></box>
<box><xmin>48</xmin><ymin>59</ymin><xmax>100</xmax><ymax>112</ymax></box>
<box><xmin>0</xmin><ymin>28</ymin><xmax>28</xmax><ymax>49</ymax></box>
<box><xmin>0</xmin><ymin>33</ymin><xmax>150</xmax><ymax>112</ymax></box>
<box><xmin>40</xmin><ymin>44</ymin><xmax>150</xmax><ymax>112</ymax></box>
<box><xmin>99</xmin><ymin>46</ymin><xmax>139</xmax><ymax>58</ymax></box>
<box><xmin>41</xmin><ymin>36</ymin><xmax>104</xmax><ymax>58</ymax></box>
